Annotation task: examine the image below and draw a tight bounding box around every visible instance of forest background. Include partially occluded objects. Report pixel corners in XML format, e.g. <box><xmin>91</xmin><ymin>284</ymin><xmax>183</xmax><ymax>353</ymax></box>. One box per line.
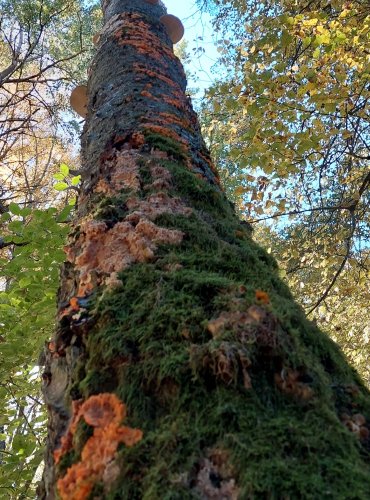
<box><xmin>0</xmin><ymin>0</ymin><xmax>368</xmax><ymax>497</ymax></box>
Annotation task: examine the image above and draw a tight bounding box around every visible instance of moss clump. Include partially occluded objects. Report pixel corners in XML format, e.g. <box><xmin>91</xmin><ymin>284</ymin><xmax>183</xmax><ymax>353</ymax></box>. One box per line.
<box><xmin>163</xmin><ymin>160</ymin><xmax>236</xmax><ymax>217</ymax></box>
<box><xmin>95</xmin><ymin>192</ymin><xmax>133</xmax><ymax>222</ymax></box>
<box><xmin>79</xmin><ymin>364</ymin><xmax>118</xmax><ymax>397</ymax></box>
<box><xmin>56</xmin><ymin>449</ymin><xmax>78</xmax><ymax>479</ymax></box>
<box><xmin>89</xmin><ymin>481</ymin><xmax>105</xmax><ymax>499</ymax></box>
<box><xmin>73</xmin><ymin>419</ymin><xmax>94</xmax><ymax>457</ymax></box>
<box><xmin>67</xmin><ymin>157</ymin><xmax>370</xmax><ymax>498</ymax></box>
<box><xmin>142</xmin><ymin>132</ymin><xmax>188</xmax><ymax>162</ymax></box>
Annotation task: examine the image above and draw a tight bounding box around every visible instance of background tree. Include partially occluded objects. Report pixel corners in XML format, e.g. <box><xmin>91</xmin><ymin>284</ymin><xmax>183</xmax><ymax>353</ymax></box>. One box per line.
<box><xmin>0</xmin><ymin>0</ymin><xmax>100</xmax><ymax>495</ymax></box>
<box><xmin>199</xmin><ymin>0</ymin><xmax>370</xmax><ymax>383</ymax></box>
<box><xmin>39</xmin><ymin>0</ymin><xmax>370</xmax><ymax>498</ymax></box>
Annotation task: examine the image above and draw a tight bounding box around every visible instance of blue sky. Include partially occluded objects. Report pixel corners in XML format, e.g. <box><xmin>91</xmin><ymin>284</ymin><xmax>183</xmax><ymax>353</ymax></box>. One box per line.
<box><xmin>164</xmin><ymin>0</ymin><xmax>219</xmax><ymax>94</ymax></box>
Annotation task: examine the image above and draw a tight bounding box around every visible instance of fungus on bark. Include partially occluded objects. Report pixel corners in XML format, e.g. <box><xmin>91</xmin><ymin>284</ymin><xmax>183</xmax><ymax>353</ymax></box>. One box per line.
<box><xmin>70</xmin><ymin>86</ymin><xmax>88</xmax><ymax>118</ymax></box>
<box><xmin>160</xmin><ymin>14</ymin><xmax>185</xmax><ymax>44</ymax></box>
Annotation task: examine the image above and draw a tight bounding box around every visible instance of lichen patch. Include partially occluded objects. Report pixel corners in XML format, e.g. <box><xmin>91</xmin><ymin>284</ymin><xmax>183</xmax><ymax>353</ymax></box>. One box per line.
<box><xmin>95</xmin><ymin>150</ymin><xmax>141</xmax><ymax>196</ymax></box>
<box><xmin>207</xmin><ymin>305</ymin><xmax>280</xmax><ymax>350</ymax></box>
<box><xmin>70</xmin><ymin>218</ymin><xmax>183</xmax><ymax>296</ymax></box>
<box><xmin>274</xmin><ymin>367</ymin><xmax>314</xmax><ymax>400</ymax></box>
<box><xmin>125</xmin><ymin>192</ymin><xmax>192</xmax><ymax>223</ymax></box>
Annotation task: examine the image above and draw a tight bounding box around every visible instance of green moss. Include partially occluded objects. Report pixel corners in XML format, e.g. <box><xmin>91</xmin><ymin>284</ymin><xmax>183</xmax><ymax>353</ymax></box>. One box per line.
<box><xmin>142</xmin><ymin>132</ymin><xmax>188</xmax><ymax>162</ymax></box>
<box><xmin>163</xmin><ymin>160</ymin><xmax>236</xmax><ymax>219</ymax></box>
<box><xmin>73</xmin><ymin>419</ymin><xmax>94</xmax><ymax>457</ymax></box>
<box><xmin>56</xmin><ymin>449</ymin><xmax>78</xmax><ymax>478</ymax></box>
<box><xmin>95</xmin><ymin>192</ymin><xmax>132</xmax><ymax>222</ymax></box>
<box><xmin>138</xmin><ymin>160</ymin><xmax>153</xmax><ymax>186</ymax></box>
<box><xmin>79</xmin><ymin>364</ymin><xmax>118</xmax><ymax>397</ymax></box>
<box><xmin>88</xmin><ymin>482</ymin><xmax>105</xmax><ymax>499</ymax></box>
<box><xmin>66</xmin><ymin>157</ymin><xmax>370</xmax><ymax>498</ymax></box>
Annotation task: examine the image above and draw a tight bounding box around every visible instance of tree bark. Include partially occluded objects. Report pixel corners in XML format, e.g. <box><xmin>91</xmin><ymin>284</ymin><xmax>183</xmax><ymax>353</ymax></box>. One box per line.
<box><xmin>39</xmin><ymin>0</ymin><xmax>370</xmax><ymax>498</ymax></box>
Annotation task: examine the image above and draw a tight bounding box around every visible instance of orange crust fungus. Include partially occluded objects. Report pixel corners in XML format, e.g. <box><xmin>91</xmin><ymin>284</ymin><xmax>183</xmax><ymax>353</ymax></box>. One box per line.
<box><xmin>207</xmin><ymin>305</ymin><xmax>279</xmax><ymax>348</ymax></box>
<box><xmin>113</xmin><ymin>12</ymin><xmax>180</xmax><ymax>65</ymax></box>
<box><xmin>255</xmin><ymin>289</ymin><xmax>270</xmax><ymax>304</ymax></box>
<box><xmin>274</xmin><ymin>368</ymin><xmax>314</xmax><ymax>400</ymax></box>
<box><xmin>95</xmin><ymin>150</ymin><xmax>141</xmax><ymax>196</ymax></box>
<box><xmin>55</xmin><ymin>393</ymin><xmax>142</xmax><ymax>500</ymax></box>
<box><xmin>68</xmin><ymin>218</ymin><xmax>184</xmax><ymax>297</ymax></box>
<box><xmin>64</xmin><ymin>161</ymin><xmax>191</xmax><ymax>297</ymax></box>
<box><xmin>340</xmin><ymin>413</ymin><xmax>369</xmax><ymax>441</ymax></box>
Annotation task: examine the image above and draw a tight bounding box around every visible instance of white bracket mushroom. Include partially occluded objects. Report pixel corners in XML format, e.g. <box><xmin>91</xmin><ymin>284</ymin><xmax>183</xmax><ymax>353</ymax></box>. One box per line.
<box><xmin>70</xmin><ymin>85</ymin><xmax>88</xmax><ymax>118</ymax></box>
<box><xmin>160</xmin><ymin>14</ymin><xmax>184</xmax><ymax>44</ymax></box>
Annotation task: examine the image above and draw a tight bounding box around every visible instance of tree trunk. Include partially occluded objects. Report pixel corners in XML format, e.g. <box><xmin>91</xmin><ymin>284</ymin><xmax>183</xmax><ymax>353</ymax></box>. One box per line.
<box><xmin>39</xmin><ymin>0</ymin><xmax>370</xmax><ymax>498</ymax></box>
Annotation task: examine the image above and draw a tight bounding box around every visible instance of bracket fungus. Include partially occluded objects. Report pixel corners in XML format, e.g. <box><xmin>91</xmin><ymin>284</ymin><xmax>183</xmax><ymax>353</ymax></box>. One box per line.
<box><xmin>70</xmin><ymin>85</ymin><xmax>88</xmax><ymax>118</ymax></box>
<box><xmin>160</xmin><ymin>14</ymin><xmax>184</xmax><ymax>44</ymax></box>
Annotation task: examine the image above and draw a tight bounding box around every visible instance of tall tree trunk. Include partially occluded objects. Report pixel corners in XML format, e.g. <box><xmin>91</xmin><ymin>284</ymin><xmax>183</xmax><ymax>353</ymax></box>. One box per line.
<box><xmin>39</xmin><ymin>0</ymin><xmax>370</xmax><ymax>498</ymax></box>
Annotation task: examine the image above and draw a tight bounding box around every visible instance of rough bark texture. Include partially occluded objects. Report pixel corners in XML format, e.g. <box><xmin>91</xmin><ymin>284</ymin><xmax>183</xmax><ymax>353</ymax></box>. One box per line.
<box><xmin>40</xmin><ymin>0</ymin><xmax>370</xmax><ymax>498</ymax></box>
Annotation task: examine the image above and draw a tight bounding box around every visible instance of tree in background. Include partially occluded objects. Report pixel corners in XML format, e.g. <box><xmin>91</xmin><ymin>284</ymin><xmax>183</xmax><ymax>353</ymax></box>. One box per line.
<box><xmin>0</xmin><ymin>0</ymin><xmax>100</xmax><ymax>495</ymax></box>
<box><xmin>38</xmin><ymin>0</ymin><xmax>370</xmax><ymax>498</ymax></box>
<box><xmin>199</xmin><ymin>0</ymin><xmax>370</xmax><ymax>383</ymax></box>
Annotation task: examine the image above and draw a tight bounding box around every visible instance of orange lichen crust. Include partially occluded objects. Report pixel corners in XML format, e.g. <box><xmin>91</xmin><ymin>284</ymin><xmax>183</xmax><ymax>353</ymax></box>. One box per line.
<box><xmin>101</xmin><ymin>11</ymin><xmax>220</xmax><ymax>183</ymax></box>
<box><xmin>274</xmin><ymin>368</ymin><xmax>314</xmax><ymax>400</ymax></box>
<box><xmin>63</xmin><ymin>159</ymin><xmax>192</xmax><ymax>297</ymax></box>
<box><xmin>125</xmin><ymin>192</ymin><xmax>192</xmax><ymax>223</ymax></box>
<box><xmin>95</xmin><ymin>150</ymin><xmax>141</xmax><ymax>196</ymax></box>
<box><xmin>97</xmin><ymin>9</ymin><xmax>220</xmax><ymax>188</ymax></box>
<box><xmin>55</xmin><ymin>393</ymin><xmax>142</xmax><ymax>500</ymax></box>
<box><xmin>112</xmin><ymin>12</ymin><xmax>183</xmax><ymax>67</ymax></box>
<box><xmin>132</xmin><ymin>62</ymin><xmax>182</xmax><ymax>90</ymax></box>
<box><xmin>68</xmin><ymin>218</ymin><xmax>184</xmax><ymax>297</ymax></box>
<box><xmin>255</xmin><ymin>290</ymin><xmax>270</xmax><ymax>304</ymax></box>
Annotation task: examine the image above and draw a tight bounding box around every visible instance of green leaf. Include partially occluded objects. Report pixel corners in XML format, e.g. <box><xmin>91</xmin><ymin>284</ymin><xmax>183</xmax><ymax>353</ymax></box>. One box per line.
<box><xmin>1</xmin><ymin>212</ymin><xmax>11</xmax><ymax>222</ymax></box>
<box><xmin>9</xmin><ymin>203</ymin><xmax>22</xmax><ymax>215</ymax></box>
<box><xmin>59</xmin><ymin>163</ymin><xmax>69</xmax><ymax>176</ymax></box>
<box><xmin>71</xmin><ymin>175</ymin><xmax>81</xmax><ymax>186</ymax></box>
<box><xmin>54</xmin><ymin>182</ymin><xmax>69</xmax><ymax>191</ymax></box>
<box><xmin>19</xmin><ymin>277</ymin><xmax>32</xmax><ymax>288</ymax></box>
<box><xmin>57</xmin><ymin>205</ymin><xmax>73</xmax><ymax>222</ymax></box>
<box><xmin>8</xmin><ymin>220</ymin><xmax>23</xmax><ymax>232</ymax></box>
<box><xmin>53</xmin><ymin>173</ymin><xmax>65</xmax><ymax>181</ymax></box>
<box><xmin>20</xmin><ymin>207</ymin><xmax>32</xmax><ymax>216</ymax></box>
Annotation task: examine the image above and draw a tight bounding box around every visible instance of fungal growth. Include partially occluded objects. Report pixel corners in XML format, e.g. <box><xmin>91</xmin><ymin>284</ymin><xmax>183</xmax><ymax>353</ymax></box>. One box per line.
<box><xmin>160</xmin><ymin>14</ymin><xmax>184</xmax><ymax>44</ymax></box>
<box><xmin>70</xmin><ymin>85</ymin><xmax>88</xmax><ymax>118</ymax></box>
<box><xmin>55</xmin><ymin>393</ymin><xmax>142</xmax><ymax>499</ymax></box>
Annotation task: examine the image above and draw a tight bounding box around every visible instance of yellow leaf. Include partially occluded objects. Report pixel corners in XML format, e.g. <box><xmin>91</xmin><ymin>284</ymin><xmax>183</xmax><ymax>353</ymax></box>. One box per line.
<box><xmin>235</xmin><ymin>186</ymin><xmax>247</xmax><ymax>196</ymax></box>
<box><xmin>302</xmin><ymin>18</ymin><xmax>318</xmax><ymax>27</ymax></box>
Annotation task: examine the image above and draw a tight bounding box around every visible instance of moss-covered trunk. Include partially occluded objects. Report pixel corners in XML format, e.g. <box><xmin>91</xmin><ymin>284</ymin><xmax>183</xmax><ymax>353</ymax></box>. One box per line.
<box><xmin>39</xmin><ymin>0</ymin><xmax>370</xmax><ymax>498</ymax></box>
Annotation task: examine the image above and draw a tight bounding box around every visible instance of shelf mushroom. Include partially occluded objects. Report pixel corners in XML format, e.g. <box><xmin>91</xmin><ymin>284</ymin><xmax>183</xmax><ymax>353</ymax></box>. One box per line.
<box><xmin>70</xmin><ymin>85</ymin><xmax>88</xmax><ymax>118</ymax></box>
<box><xmin>160</xmin><ymin>14</ymin><xmax>184</xmax><ymax>44</ymax></box>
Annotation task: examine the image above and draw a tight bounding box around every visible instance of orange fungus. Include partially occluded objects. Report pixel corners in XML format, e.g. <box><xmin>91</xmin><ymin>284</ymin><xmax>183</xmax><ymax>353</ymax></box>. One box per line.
<box><xmin>56</xmin><ymin>393</ymin><xmax>142</xmax><ymax>500</ymax></box>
